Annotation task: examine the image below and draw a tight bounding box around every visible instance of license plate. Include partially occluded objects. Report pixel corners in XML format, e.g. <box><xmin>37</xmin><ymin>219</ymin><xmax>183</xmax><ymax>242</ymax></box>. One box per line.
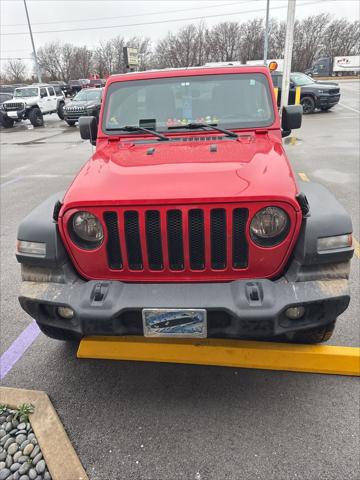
<box><xmin>7</xmin><ymin>111</ymin><xmax>18</xmax><ymax>118</ymax></box>
<box><xmin>142</xmin><ymin>308</ymin><xmax>207</xmax><ymax>338</ymax></box>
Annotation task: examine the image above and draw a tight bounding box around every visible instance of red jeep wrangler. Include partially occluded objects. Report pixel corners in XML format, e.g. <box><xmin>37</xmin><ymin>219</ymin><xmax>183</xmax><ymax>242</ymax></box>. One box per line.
<box><xmin>16</xmin><ymin>65</ymin><xmax>354</xmax><ymax>344</ymax></box>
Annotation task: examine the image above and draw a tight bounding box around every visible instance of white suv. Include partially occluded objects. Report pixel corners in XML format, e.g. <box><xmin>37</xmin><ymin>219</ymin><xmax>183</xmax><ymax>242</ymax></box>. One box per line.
<box><xmin>0</xmin><ymin>84</ymin><xmax>65</xmax><ymax>128</ymax></box>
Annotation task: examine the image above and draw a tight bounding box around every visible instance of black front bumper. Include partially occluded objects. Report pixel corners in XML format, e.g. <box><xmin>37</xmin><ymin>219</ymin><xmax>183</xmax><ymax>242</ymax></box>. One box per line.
<box><xmin>2</xmin><ymin>109</ymin><xmax>27</xmax><ymax>120</ymax></box>
<box><xmin>64</xmin><ymin>109</ymin><xmax>97</xmax><ymax>122</ymax></box>
<box><xmin>19</xmin><ymin>275</ymin><xmax>350</xmax><ymax>339</ymax></box>
<box><xmin>315</xmin><ymin>94</ymin><xmax>340</xmax><ymax>108</ymax></box>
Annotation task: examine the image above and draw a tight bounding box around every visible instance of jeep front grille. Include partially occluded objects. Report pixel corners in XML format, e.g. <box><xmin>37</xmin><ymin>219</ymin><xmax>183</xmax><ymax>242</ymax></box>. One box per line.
<box><xmin>62</xmin><ymin>202</ymin><xmax>299</xmax><ymax>282</ymax></box>
<box><xmin>101</xmin><ymin>206</ymin><xmax>248</xmax><ymax>273</ymax></box>
<box><xmin>3</xmin><ymin>102</ymin><xmax>24</xmax><ymax>111</ymax></box>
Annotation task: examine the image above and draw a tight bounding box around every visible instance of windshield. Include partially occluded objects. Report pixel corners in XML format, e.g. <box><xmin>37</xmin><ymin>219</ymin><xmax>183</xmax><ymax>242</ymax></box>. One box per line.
<box><xmin>103</xmin><ymin>73</ymin><xmax>274</xmax><ymax>133</ymax></box>
<box><xmin>73</xmin><ymin>89</ymin><xmax>101</xmax><ymax>101</ymax></box>
<box><xmin>291</xmin><ymin>73</ymin><xmax>314</xmax><ymax>86</ymax></box>
<box><xmin>14</xmin><ymin>87</ymin><xmax>38</xmax><ymax>98</ymax></box>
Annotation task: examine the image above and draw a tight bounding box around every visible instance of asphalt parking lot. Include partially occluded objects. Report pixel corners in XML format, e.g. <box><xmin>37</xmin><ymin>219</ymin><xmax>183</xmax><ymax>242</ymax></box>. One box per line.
<box><xmin>1</xmin><ymin>80</ymin><xmax>359</xmax><ymax>480</ymax></box>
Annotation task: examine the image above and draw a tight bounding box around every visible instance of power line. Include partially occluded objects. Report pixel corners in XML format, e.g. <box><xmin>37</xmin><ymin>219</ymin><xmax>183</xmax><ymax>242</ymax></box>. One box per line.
<box><xmin>0</xmin><ymin>57</ymin><xmax>32</xmax><ymax>60</ymax></box>
<box><xmin>1</xmin><ymin>2</ymin><xmax>242</xmax><ymax>27</ymax></box>
<box><xmin>0</xmin><ymin>0</ymin><xmax>327</xmax><ymax>36</ymax></box>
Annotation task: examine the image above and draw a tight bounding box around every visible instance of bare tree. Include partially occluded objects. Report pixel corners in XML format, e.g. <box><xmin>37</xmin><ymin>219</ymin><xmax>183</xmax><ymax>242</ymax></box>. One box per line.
<box><xmin>8</xmin><ymin>15</ymin><xmax>358</xmax><ymax>84</ymax></box>
<box><xmin>292</xmin><ymin>14</ymin><xmax>331</xmax><ymax>72</ymax></box>
<box><xmin>37</xmin><ymin>42</ymin><xmax>85</xmax><ymax>81</ymax></box>
<box><xmin>210</xmin><ymin>22</ymin><xmax>242</xmax><ymax>62</ymax></box>
<box><xmin>154</xmin><ymin>25</ymin><xmax>198</xmax><ymax>68</ymax></box>
<box><xmin>4</xmin><ymin>59</ymin><xmax>27</xmax><ymax>83</ymax></box>
<box><xmin>71</xmin><ymin>46</ymin><xmax>93</xmax><ymax>79</ymax></box>
<box><xmin>267</xmin><ymin>19</ymin><xmax>286</xmax><ymax>59</ymax></box>
<box><xmin>324</xmin><ymin>19</ymin><xmax>360</xmax><ymax>57</ymax></box>
<box><xmin>37</xmin><ymin>42</ymin><xmax>63</xmax><ymax>80</ymax></box>
<box><xmin>239</xmin><ymin>19</ymin><xmax>264</xmax><ymax>63</ymax></box>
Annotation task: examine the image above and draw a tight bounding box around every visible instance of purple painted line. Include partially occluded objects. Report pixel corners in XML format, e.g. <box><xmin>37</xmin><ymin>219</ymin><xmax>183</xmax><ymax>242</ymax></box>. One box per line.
<box><xmin>0</xmin><ymin>321</ymin><xmax>40</xmax><ymax>380</ymax></box>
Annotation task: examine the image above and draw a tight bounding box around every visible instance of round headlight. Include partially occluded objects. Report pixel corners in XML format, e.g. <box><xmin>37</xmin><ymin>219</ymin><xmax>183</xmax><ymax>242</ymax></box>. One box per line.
<box><xmin>70</xmin><ymin>211</ymin><xmax>104</xmax><ymax>248</ymax></box>
<box><xmin>250</xmin><ymin>207</ymin><xmax>289</xmax><ymax>246</ymax></box>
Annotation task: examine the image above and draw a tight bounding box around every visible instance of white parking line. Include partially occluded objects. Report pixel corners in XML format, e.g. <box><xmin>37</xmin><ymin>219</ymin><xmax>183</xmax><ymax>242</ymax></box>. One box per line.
<box><xmin>0</xmin><ymin>177</ymin><xmax>22</xmax><ymax>188</ymax></box>
<box><xmin>339</xmin><ymin>103</ymin><xmax>360</xmax><ymax>114</ymax></box>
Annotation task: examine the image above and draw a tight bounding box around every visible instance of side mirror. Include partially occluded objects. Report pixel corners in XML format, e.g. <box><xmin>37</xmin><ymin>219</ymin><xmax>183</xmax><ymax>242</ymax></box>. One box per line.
<box><xmin>79</xmin><ymin>116</ymin><xmax>98</xmax><ymax>146</ymax></box>
<box><xmin>40</xmin><ymin>93</ymin><xmax>45</xmax><ymax>98</ymax></box>
<box><xmin>281</xmin><ymin>105</ymin><xmax>302</xmax><ymax>138</ymax></box>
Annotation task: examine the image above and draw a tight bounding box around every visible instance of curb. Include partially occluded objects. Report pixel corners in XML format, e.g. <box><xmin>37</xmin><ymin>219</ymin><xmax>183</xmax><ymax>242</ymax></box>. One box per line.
<box><xmin>0</xmin><ymin>387</ymin><xmax>88</xmax><ymax>480</ymax></box>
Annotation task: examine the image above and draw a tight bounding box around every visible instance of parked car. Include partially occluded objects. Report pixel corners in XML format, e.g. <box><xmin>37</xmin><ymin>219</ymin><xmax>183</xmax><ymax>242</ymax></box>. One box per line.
<box><xmin>0</xmin><ymin>92</ymin><xmax>13</xmax><ymax>104</ymax></box>
<box><xmin>79</xmin><ymin>79</ymin><xmax>91</xmax><ymax>89</ymax></box>
<box><xmin>63</xmin><ymin>87</ymin><xmax>102</xmax><ymax>126</ymax></box>
<box><xmin>16</xmin><ymin>64</ymin><xmax>354</xmax><ymax>344</ymax></box>
<box><xmin>0</xmin><ymin>83</ymin><xmax>27</xmax><ymax>94</ymax></box>
<box><xmin>89</xmin><ymin>78</ymin><xmax>105</xmax><ymax>88</ymax></box>
<box><xmin>69</xmin><ymin>80</ymin><xmax>82</xmax><ymax>96</ymax></box>
<box><xmin>0</xmin><ymin>83</ymin><xmax>65</xmax><ymax>128</ymax></box>
<box><xmin>0</xmin><ymin>92</ymin><xmax>14</xmax><ymax>127</ymax></box>
<box><xmin>49</xmin><ymin>80</ymin><xmax>71</xmax><ymax>97</ymax></box>
<box><xmin>271</xmin><ymin>71</ymin><xmax>341</xmax><ymax>113</ymax></box>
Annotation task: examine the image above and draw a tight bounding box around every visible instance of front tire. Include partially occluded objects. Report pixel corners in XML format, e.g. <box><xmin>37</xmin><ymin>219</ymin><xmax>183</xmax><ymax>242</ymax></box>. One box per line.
<box><xmin>57</xmin><ymin>102</ymin><xmax>65</xmax><ymax>120</ymax></box>
<box><xmin>29</xmin><ymin>107</ymin><xmax>44</xmax><ymax>127</ymax></box>
<box><xmin>37</xmin><ymin>323</ymin><xmax>81</xmax><ymax>342</ymax></box>
<box><xmin>0</xmin><ymin>115</ymin><xmax>14</xmax><ymax>128</ymax></box>
<box><xmin>66</xmin><ymin>120</ymin><xmax>76</xmax><ymax>126</ymax></box>
<box><xmin>287</xmin><ymin>322</ymin><xmax>335</xmax><ymax>344</ymax></box>
<box><xmin>301</xmin><ymin>96</ymin><xmax>315</xmax><ymax>114</ymax></box>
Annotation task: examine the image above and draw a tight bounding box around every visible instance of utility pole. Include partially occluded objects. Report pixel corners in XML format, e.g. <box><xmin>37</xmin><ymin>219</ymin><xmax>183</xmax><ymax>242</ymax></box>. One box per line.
<box><xmin>23</xmin><ymin>0</ymin><xmax>42</xmax><ymax>83</ymax></box>
<box><xmin>280</xmin><ymin>0</ymin><xmax>296</xmax><ymax>111</ymax></box>
<box><xmin>263</xmin><ymin>0</ymin><xmax>270</xmax><ymax>65</ymax></box>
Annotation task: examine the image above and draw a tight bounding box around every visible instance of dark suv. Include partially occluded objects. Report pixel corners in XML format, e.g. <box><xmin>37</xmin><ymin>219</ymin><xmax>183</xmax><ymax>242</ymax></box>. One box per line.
<box><xmin>63</xmin><ymin>87</ymin><xmax>102</xmax><ymax>126</ymax></box>
<box><xmin>271</xmin><ymin>72</ymin><xmax>341</xmax><ymax>114</ymax></box>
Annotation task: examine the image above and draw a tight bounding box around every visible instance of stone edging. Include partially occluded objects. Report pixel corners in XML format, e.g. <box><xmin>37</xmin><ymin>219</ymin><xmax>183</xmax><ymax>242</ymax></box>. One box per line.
<box><xmin>0</xmin><ymin>387</ymin><xmax>88</xmax><ymax>480</ymax></box>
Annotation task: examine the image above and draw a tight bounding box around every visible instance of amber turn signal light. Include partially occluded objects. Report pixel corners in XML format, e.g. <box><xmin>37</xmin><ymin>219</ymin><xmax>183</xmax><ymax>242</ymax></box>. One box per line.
<box><xmin>268</xmin><ymin>61</ymin><xmax>278</xmax><ymax>71</ymax></box>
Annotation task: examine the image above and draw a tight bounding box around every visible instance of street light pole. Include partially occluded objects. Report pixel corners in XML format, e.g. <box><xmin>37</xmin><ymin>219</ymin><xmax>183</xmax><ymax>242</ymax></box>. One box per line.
<box><xmin>280</xmin><ymin>0</ymin><xmax>296</xmax><ymax>111</ymax></box>
<box><xmin>263</xmin><ymin>0</ymin><xmax>270</xmax><ymax>65</ymax></box>
<box><xmin>23</xmin><ymin>0</ymin><xmax>42</xmax><ymax>83</ymax></box>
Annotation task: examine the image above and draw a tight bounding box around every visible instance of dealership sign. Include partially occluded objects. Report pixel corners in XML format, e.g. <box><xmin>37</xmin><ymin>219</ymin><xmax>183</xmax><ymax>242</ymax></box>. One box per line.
<box><xmin>123</xmin><ymin>47</ymin><xmax>139</xmax><ymax>68</ymax></box>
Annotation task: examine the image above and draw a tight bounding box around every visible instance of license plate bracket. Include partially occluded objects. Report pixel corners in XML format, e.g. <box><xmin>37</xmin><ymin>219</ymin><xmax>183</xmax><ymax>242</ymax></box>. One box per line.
<box><xmin>142</xmin><ymin>308</ymin><xmax>207</xmax><ymax>338</ymax></box>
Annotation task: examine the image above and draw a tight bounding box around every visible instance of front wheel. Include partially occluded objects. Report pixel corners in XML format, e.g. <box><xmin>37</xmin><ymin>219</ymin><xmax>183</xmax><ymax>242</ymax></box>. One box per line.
<box><xmin>300</xmin><ymin>96</ymin><xmax>315</xmax><ymax>114</ymax></box>
<box><xmin>66</xmin><ymin>120</ymin><xmax>76</xmax><ymax>126</ymax></box>
<box><xmin>37</xmin><ymin>323</ymin><xmax>82</xmax><ymax>342</ymax></box>
<box><xmin>0</xmin><ymin>115</ymin><xmax>14</xmax><ymax>128</ymax></box>
<box><xmin>57</xmin><ymin>102</ymin><xmax>65</xmax><ymax>120</ymax></box>
<box><xmin>287</xmin><ymin>322</ymin><xmax>335</xmax><ymax>344</ymax></box>
<box><xmin>29</xmin><ymin>107</ymin><xmax>44</xmax><ymax>127</ymax></box>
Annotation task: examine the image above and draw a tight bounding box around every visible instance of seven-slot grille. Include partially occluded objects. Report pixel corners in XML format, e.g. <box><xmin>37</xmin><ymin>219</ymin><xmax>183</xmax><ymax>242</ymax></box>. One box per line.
<box><xmin>3</xmin><ymin>102</ymin><xmax>24</xmax><ymax>111</ymax></box>
<box><xmin>102</xmin><ymin>206</ymin><xmax>248</xmax><ymax>273</ymax></box>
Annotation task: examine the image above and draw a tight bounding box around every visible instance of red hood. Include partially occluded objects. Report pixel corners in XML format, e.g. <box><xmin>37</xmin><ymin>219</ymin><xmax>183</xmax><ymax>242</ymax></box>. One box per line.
<box><xmin>62</xmin><ymin>132</ymin><xmax>300</xmax><ymax>211</ymax></box>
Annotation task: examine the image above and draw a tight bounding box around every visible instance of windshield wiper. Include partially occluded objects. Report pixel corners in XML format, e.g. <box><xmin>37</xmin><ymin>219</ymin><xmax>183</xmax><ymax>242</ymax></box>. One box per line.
<box><xmin>168</xmin><ymin>122</ymin><xmax>238</xmax><ymax>138</ymax></box>
<box><xmin>106</xmin><ymin>125</ymin><xmax>169</xmax><ymax>141</ymax></box>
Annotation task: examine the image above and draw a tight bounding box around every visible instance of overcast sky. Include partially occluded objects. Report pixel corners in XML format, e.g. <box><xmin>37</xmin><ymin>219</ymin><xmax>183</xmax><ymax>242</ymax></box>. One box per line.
<box><xmin>1</xmin><ymin>0</ymin><xmax>359</xmax><ymax>69</ymax></box>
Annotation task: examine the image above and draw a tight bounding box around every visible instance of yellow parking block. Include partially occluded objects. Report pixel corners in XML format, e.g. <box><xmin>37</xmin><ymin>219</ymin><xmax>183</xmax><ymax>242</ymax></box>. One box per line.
<box><xmin>77</xmin><ymin>336</ymin><xmax>360</xmax><ymax>377</ymax></box>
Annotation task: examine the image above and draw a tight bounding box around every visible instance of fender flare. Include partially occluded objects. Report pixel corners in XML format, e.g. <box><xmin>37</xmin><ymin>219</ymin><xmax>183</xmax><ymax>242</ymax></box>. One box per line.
<box><xmin>293</xmin><ymin>181</ymin><xmax>353</xmax><ymax>265</ymax></box>
<box><xmin>16</xmin><ymin>192</ymin><xmax>67</xmax><ymax>267</ymax></box>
